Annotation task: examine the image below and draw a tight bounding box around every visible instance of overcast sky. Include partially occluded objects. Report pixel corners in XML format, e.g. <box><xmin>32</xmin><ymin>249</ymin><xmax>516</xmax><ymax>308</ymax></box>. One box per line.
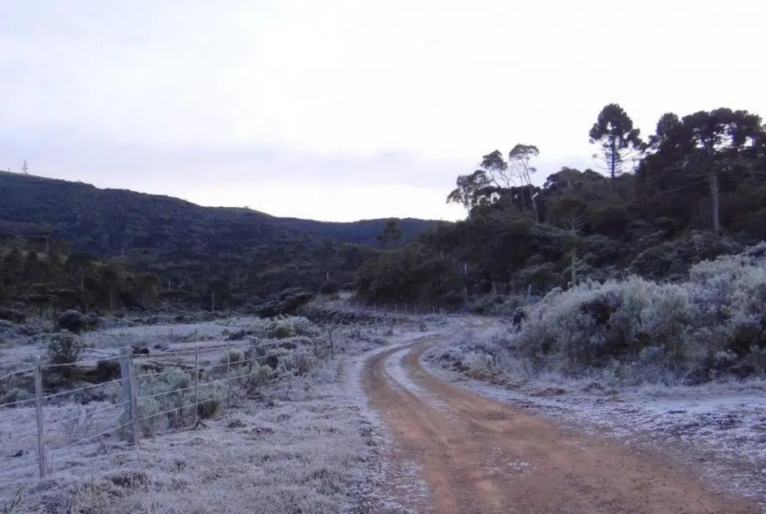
<box><xmin>2</xmin><ymin>1</ymin><xmax>764</xmax><ymax>221</ymax></box>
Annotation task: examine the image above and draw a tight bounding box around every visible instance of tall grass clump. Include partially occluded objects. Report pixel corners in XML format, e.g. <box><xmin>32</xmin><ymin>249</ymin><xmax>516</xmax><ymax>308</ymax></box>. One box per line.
<box><xmin>507</xmin><ymin>243</ymin><xmax>766</xmax><ymax>384</ymax></box>
<box><xmin>264</xmin><ymin>316</ymin><xmax>320</xmax><ymax>339</ymax></box>
<box><xmin>117</xmin><ymin>369</ymin><xmax>224</xmax><ymax>439</ymax></box>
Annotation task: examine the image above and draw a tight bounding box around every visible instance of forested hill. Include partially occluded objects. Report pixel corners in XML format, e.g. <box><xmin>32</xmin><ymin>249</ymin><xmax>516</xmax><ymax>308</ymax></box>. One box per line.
<box><xmin>0</xmin><ymin>171</ymin><xmax>436</xmax><ymax>310</ymax></box>
<box><xmin>0</xmin><ymin>171</ymin><xmax>436</xmax><ymax>251</ymax></box>
<box><xmin>271</xmin><ymin>217</ymin><xmax>436</xmax><ymax>246</ymax></box>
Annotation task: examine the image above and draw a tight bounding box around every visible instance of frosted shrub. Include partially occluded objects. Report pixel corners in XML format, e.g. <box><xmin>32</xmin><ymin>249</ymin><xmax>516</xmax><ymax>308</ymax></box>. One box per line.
<box><xmin>265</xmin><ymin>316</ymin><xmax>320</xmax><ymax>339</ymax></box>
<box><xmin>278</xmin><ymin>349</ymin><xmax>315</xmax><ymax>377</ymax></box>
<box><xmin>211</xmin><ymin>348</ymin><xmax>241</xmax><ymax>367</ymax></box>
<box><xmin>462</xmin><ymin>352</ymin><xmax>495</xmax><ymax>375</ymax></box>
<box><xmin>509</xmin><ymin>244</ymin><xmax>766</xmax><ymax>383</ymax></box>
<box><xmin>118</xmin><ymin>369</ymin><xmax>225</xmax><ymax>439</ymax></box>
<box><xmin>245</xmin><ymin>364</ymin><xmax>273</xmax><ymax>393</ymax></box>
<box><xmin>47</xmin><ymin>332</ymin><xmax>84</xmax><ymax>367</ymax></box>
<box><xmin>1</xmin><ymin>387</ymin><xmax>33</xmax><ymax>406</ymax></box>
<box><xmin>638</xmin><ymin>285</ymin><xmax>693</xmax><ymax>362</ymax></box>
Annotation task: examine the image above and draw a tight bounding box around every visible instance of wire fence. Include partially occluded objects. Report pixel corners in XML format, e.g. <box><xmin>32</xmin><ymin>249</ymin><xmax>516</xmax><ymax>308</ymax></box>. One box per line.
<box><xmin>344</xmin><ymin>300</ymin><xmax>451</xmax><ymax>317</ymax></box>
<box><xmin>0</xmin><ymin>303</ymin><xmax>438</xmax><ymax>488</ymax></box>
<box><xmin>0</xmin><ymin>337</ymin><xmax>303</xmax><ymax>484</ymax></box>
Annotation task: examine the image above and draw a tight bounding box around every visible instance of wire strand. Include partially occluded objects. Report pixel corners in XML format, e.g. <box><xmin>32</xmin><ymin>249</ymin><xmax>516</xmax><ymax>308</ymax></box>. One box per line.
<box><xmin>133</xmin><ymin>351</ymin><xmax>283</xmax><ymax>385</ymax></box>
<box><xmin>48</xmin><ymin>419</ymin><xmax>134</xmax><ymax>455</ymax></box>
<box><xmin>0</xmin><ymin>458</ymin><xmax>37</xmax><ymax>476</ymax></box>
<box><xmin>139</xmin><ymin>343</ymin><xmax>246</xmax><ymax>357</ymax></box>
<box><xmin>2</xmin><ymin>426</ymin><xmax>43</xmax><ymax>443</ymax></box>
<box><xmin>0</xmin><ymin>396</ymin><xmax>37</xmax><ymax>410</ymax></box>
<box><xmin>137</xmin><ymin>380</ymin><xmax>224</xmax><ymax>402</ymax></box>
<box><xmin>47</xmin><ymin>402</ymin><xmax>127</xmax><ymax>427</ymax></box>
<box><xmin>0</xmin><ymin>367</ymin><xmax>36</xmax><ymax>383</ymax></box>
<box><xmin>43</xmin><ymin>377</ymin><xmax>126</xmax><ymax>402</ymax></box>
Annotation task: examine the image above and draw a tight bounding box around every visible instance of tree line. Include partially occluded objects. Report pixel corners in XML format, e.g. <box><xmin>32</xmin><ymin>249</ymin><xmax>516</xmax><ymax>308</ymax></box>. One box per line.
<box><xmin>0</xmin><ymin>234</ymin><xmax>161</xmax><ymax>318</ymax></box>
<box><xmin>356</xmin><ymin>104</ymin><xmax>766</xmax><ymax>307</ymax></box>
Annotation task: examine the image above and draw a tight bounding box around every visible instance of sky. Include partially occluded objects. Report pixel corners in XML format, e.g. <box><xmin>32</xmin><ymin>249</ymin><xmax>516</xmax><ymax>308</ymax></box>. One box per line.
<box><xmin>1</xmin><ymin>1</ymin><xmax>765</xmax><ymax>222</ymax></box>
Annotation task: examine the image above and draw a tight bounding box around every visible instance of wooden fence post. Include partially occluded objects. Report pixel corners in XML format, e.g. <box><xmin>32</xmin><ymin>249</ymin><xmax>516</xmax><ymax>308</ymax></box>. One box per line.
<box><xmin>120</xmin><ymin>347</ymin><xmax>139</xmax><ymax>445</ymax></box>
<box><xmin>34</xmin><ymin>360</ymin><xmax>46</xmax><ymax>479</ymax></box>
<box><xmin>193</xmin><ymin>344</ymin><xmax>199</xmax><ymax>426</ymax></box>
<box><xmin>226</xmin><ymin>343</ymin><xmax>232</xmax><ymax>407</ymax></box>
<box><xmin>248</xmin><ymin>337</ymin><xmax>258</xmax><ymax>374</ymax></box>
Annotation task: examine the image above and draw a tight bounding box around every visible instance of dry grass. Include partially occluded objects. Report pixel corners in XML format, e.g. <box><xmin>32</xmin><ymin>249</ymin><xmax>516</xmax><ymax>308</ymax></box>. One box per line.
<box><xmin>0</xmin><ymin>312</ymin><xmax>401</xmax><ymax>513</ymax></box>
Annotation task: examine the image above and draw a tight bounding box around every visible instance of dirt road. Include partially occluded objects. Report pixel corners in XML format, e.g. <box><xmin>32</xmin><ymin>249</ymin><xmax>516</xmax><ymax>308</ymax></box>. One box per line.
<box><xmin>362</xmin><ymin>329</ymin><xmax>762</xmax><ymax>514</ymax></box>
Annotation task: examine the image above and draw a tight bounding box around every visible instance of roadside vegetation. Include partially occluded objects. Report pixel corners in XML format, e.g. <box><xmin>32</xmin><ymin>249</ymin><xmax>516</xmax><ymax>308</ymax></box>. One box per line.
<box><xmin>432</xmin><ymin>243</ymin><xmax>766</xmax><ymax>386</ymax></box>
<box><xmin>0</xmin><ymin>304</ymin><xmax>426</xmax><ymax>513</ymax></box>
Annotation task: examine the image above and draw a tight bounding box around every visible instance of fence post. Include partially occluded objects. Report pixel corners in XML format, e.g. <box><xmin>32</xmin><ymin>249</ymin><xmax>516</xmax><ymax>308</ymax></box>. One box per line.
<box><xmin>248</xmin><ymin>337</ymin><xmax>257</xmax><ymax>374</ymax></box>
<box><xmin>226</xmin><ymin>342</ymin><xmax>232</xmax><ymax>407</ymax></box>
<box><xmin>193</xmin><ymin>344</ymin><xmax>199</xmax><ymax>426</ymax></box>
<box><xmin>120</xmin><ymin>347</ymin><xmax>139</xmax><ymax>445</ymax></box>
<box><xmin>34</xmin><ymin>360</ymin><xmax>46</xmax><ymax>479</ymax></box>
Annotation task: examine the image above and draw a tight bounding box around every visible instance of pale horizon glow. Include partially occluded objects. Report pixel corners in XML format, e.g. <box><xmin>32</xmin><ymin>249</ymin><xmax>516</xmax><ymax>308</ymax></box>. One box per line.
<box><xmin>1</xmin><ymin>1</ymin><xmax>764</xmax><ymax>222</ymax></box>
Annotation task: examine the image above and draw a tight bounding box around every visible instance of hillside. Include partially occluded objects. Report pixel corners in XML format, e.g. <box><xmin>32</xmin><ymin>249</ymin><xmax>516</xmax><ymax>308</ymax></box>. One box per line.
<box><xmin>271</xmin><ymin>217</ymin><xmax>436</xmax><ymax>246</ymax></box>
<box><xmin>0</xmin><ymin>171</ymin><xmax>436</xmax><ymax>310</ymax></box>
<box><xmin>0</xmin><ymin>171</ymin><xmax>436</xmax><ymax>251</ymax></box>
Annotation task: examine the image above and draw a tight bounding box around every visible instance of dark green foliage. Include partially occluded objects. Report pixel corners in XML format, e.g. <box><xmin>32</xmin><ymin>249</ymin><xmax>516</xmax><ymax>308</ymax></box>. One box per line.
<box><xmin>0</xmin><ymin>235</ymin><xmax>162</xmax><ymax>314</ymax></box>
<box><xmin>274</xmin><ymin>217</ymin><xmax>435</xmax><ymax>245</ymax></box>
<box><xmin>250</xmin><ymin>288</ymin><xmax>315</xmax><ymax>318</ymax></box>
<box><xmin>318</xmin><ymin>280</ymin><xmax>340</xmax><ymax>295</ymax></box>
<box><xmin>0</xmin><ymin>307</ymin><xmax>25</xmax><ymax>323</ymax></box>
<box><xmin>589</xmin><ymin>103</ymin><xmax>643</xmax><ymax>181</ymax></box>
<box><xmin>359</xmin><ymin>105</ymin><xmax>766</xmax><ymax>306</ymax></box>
<box><xmin>629</xmin><ymin>232</ymin><xmax>744</xmax><ymax>281</ymax></box>
<box><xmin>0</xmin><ymin>172</ymin><xmax>435</xmax><ymax>311</ymax></box>
<box><xmin>1</xmin><ymin>104</ymin><xmax>764</xmax><ymax>312</ymax></box>
<box><xmin>57</xmin><ymin>309</ymin><xmax>92</xmax><ymax>333</ymax></box>
<box><xmin>377</xmin><ymin>219</ymin><xmax>403</xmax><ymax>248</ymax></box>
<box><xmin>356</xmin><ymin>244</ymin><xmax>463</xmax><ymax>307</ymax></box>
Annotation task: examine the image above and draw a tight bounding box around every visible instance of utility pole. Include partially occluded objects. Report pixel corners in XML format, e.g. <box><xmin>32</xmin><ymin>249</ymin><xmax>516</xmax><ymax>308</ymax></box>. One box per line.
<box><xmin>22</xmin><ymin>161</ymin><xmax>28</xmax><ymax>174</ymax></box>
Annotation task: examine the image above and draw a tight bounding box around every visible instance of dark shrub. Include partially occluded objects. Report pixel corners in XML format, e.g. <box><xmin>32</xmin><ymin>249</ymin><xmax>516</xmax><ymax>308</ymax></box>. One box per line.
<box><xmin>318</xmin><ymin>281</ymin><xmax>340</xmax><ymax>295</ymax></box>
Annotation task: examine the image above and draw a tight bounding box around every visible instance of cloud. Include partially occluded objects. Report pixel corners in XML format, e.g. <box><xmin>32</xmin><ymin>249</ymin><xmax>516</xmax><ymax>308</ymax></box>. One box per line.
<box><xmin>1</xmin><ymin>0</ymin><xmax>764</xmax><ymax>221</ymax></box>
<box><xmin>0</xmin><ymin>129</ymin><xmax>592</xmax><ymax>222</ymax></box>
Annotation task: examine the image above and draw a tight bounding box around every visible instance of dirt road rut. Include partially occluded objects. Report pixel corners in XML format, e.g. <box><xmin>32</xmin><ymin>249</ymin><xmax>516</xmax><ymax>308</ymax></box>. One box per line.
<box><xmin>363</xmin><ymin>331</ymin><xmax>761</xmax><ymax>514</ymax></box>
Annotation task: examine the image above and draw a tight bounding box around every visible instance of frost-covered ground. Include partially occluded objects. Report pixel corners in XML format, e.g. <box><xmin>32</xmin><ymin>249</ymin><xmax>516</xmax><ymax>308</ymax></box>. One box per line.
<box><xmin>0</xmin><ymin>311</ymin><xmax>444</xmax><ymax>513</ymax></box>
<box><xmin>424</xmin><ymin>323</ymin><xmax>766</xmax><ymax>506</ymax></box>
